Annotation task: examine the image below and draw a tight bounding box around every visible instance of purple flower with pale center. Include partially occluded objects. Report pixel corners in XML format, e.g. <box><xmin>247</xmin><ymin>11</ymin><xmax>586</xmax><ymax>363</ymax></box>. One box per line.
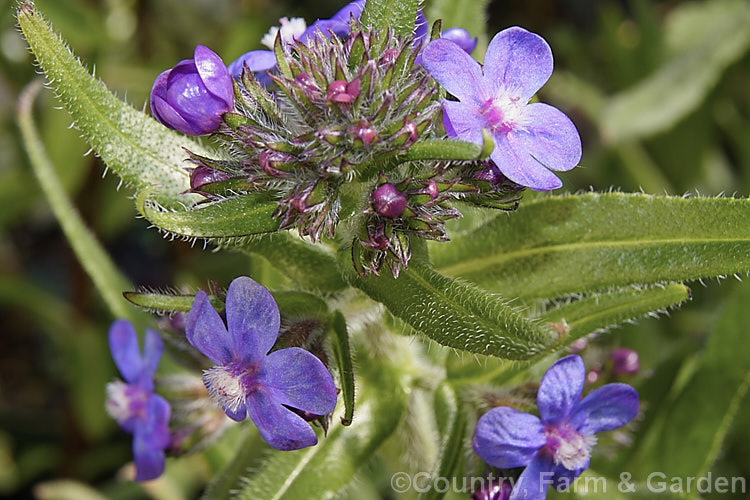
<box><xmin>105</xmin><ymin>320</ymin><xmax>171</xmax><ymax>481</ymax></box>
<box><xmin>150</xmin><ymin>45</ymin><xmax>233</xmax><ymax>136</ymax></box>
<box><xmin>473</xmin><ymin>355</ymin><xmax>638</xmax><ymax>500</ymax></box>
<box><xmin>422</xmin><ymin>27</ymin><xmax>582</xmax><ymax>191</ymax></box>
<box><xmin>186</xmin><ymin>277</ymin><xmax>337</xmax><ymax>450</ymax></box>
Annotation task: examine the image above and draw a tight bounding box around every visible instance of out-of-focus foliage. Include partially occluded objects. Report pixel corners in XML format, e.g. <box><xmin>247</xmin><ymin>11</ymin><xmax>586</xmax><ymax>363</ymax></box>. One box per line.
<box><xmin>3</xmin><ymin>0</ymin><xmax>750</xmax><ymax>499</ymax></box>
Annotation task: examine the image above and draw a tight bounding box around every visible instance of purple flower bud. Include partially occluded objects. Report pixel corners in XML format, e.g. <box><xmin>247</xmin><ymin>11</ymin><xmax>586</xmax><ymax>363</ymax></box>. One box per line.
<box><xmin>371</xmin><ymin>183</ymin><xmax>407</xmax><ymax>219</ymax></box>
<box><xmin>327</xmin><ymin>78</ymin><xmax>360</xmax><ymax>104</ymax></box>
<box><xmin>259</xmin><ymin>149</ymin><xmax>296</xmax><ymax>177</ymax></box>
<box><xmin>227</xmin><ymin>49</ymin><xmax>277</xmax><ymax>87</ymax></box>
<box><xmin>425</xmin><ymin>179</ymin><xmax>439</xmax><ymax>199</ymax></box>
<box><xmin>471</xmin><ymin>479</ymin><xmax>513</xmax><ymax>500</ymax></box>
<box><xmin>294</xmin><ymin>72</ymin><xmax>320</xmax><ymax>98</ymax></box>
<box><xmin>348</xmin><ymin>120</ymin><xmax>379</xmax><ymax>146</ymax></box>
<box><xmin>380</xmin><ymin>48</ymin><xmax>400</xmax><ymax>65</ymax></box>
<box><xmin>441</xmin><ymin>27</ymin><xmax>478</xmax><ymax>54</ymax></box>
<box><xmin>150</xmin><ymin>46</ymin><xmax>234</xmax><ymax>136</ymax></box>
<box><xmin>363</xmin><ymin>221</ymin><xmax>390</xmax><ymax>250</ymax></box>
<box><xmin>392</xmin><ymin>120</ymin><xmax>419</xmax><ymax>147</ymax></box>
<box><xmin>190</xmin><ymin>166</ymin><xmax>230</xmax><ymax>191</ymax></box>
<box><xmin>586</xmin><ymin>368</ymin><xmax>602</xmax><ymax>385</ymax></box>
<box><xmin>474</xmin><ymin>164</ymin><xmax>505</xmax><ymax>187</ymax></box>
<box><xmin>611</xmin><ymin>348</ymin><xmax>640</xmax><ymax>376</ymax></box>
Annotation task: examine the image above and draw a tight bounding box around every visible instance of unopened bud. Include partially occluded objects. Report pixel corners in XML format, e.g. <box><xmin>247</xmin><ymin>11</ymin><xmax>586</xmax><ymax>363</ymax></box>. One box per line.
<box><xmin>391</xmin><ymin>120</ymin><xmax>418</xmax><ymax>147</ymax></box>
<box><xmin>327</xmin><ymin>78</ymin><xmax>360</xmax><ymax>104</ymax></box>
<box><xmin>190</xmin><ymin>166</ymin><xmax>230</xmax><ymax>191</ymax></box>
<box><xmin>371</xmin><ymin>183</ymin><xmax>407</xmax><ymax>219</ymax></box>
<box><xmin>611</xmin><ymin>348</ymin><xmax>640</xmax><ymax>376</ymax></box>
<box><xmin>348</xmin><ymin>120</ymin><xmax>379</xmax><ymax>147</ymax></box>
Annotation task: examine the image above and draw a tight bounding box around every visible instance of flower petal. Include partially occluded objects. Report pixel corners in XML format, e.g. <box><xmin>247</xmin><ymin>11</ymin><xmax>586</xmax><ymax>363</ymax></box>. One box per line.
<box><xmin>225</xmin><ymin>277</ymin><xmax>280</xmax><ymax>364</ymax></box>
<box><xmin>483</xmin><ymin>27</ymin><xmax>553</xmax><ymax>102</ymax></box>
<box><xmin>193</xmin><ymin>45</ymin><xmax>233</xmax><ymax>107</ymax></box>
<box><xmin>551</xmin><ymin>460</ymin><xmax>588</xmax><ymax>491</ymax></box>
<box><xmin>246</xmin><ymin>389</ymin><xmax>318</xmax><ymax>450</ymax></box>
<box><xmin>186</xmin><ymin>290</ymin><xmax>234</xmax><ymax>365</ymax></box>
<box><xmin>138</xmin><ymin>328</ymin><xmax>164</xmax><ymax>390</ymax></box>
<box><xmin>422</xmin><ymin>39</ymin><xmax>486</xmax><ymax>105</ymax></box>
<box><xmin>109</xmin><ymin>320</ymin><xmax>142</xmax><ymax>384</ymax></box>
<box><xmin>473</xmin><ymin>407</ymin><xmax>546</xmax><ymax>468</ymax></box>
<box><xmin>509</xmin><ymin>452</ymin><xmax>555</xmax><ymax>500</ymax></box>
<box><xmin>259</xmin><ymin>347</ymin><xmax>337</xmax><ymax>415</ymax></box>
<box><xmin>491</xmin><ymin>134</ymin><xmax>563</xmax><ymax>191</ymax></box>
<box><xmin>512</xmin><ymin>103</ymin><xmax>581</xmax><ymax>172</ymax></box>
<box><xmin>165</xmin><ymin>72</ymin><xmax>226</xmax><ymax>133</ymax></box>
<box><xmin>330</xmin><ymin>0</ymin><xmax>365</xmax><ymax>23</ymax></box>
<box><xmin>132</xmin><ymin>395</ymin><xmax>170</xmax><ymax>481</ymax></box>
<box><xmin>150</xmin><ymin>94</ymin><xmax>203</xmax><ymax>135</ymax></box>
<box><xmin>568</xmin><ymin>383</ymin><xmax>639</xmax><ymax>434</ymax></box>
<box><xmin>442</xmin><ymin>100</ymin><xmax>484</xmax><ymax>145</ymax></box>
<box><xmin>537</xmin><ymin>355</ymin><xmax>585</xmax><ymax>425</ymax></box>
<box><xmin>227</xmin><ymin>50</ymin><xmax>277</xmax><ymax>82</ymax></box>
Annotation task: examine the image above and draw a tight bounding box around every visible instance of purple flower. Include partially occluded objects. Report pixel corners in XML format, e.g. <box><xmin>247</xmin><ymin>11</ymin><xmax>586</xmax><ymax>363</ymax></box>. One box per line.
<box><xmin>473</xmin><ymin>355</ymin><xmax>638</xmax><ymax>500</ymax></box>
<box><xmin>422</xmin><ymin>27</ymin><xmax>582</xmax><ymax>191</ymax></box>
<box><xmin>371</xmin><ymin>183</ymin><xmax>407</xmax><ymax>218</ymax></box>
<box><xmin>150</xmin><ymin>45</ymin><xmax>233</xmax><ymax>136</ymax></box>
<box><xmin>441</xmin><ymin>27</ymin><xmax>478</xmax><ymax>54</ymax></box>
<box><xmin>105</xmin><ymin>320</ymin><xmax>171</xmax><ymax>481</ymax></box>
<box><xmin>185</xmin><ymin>277</ymin><xmax>337</xmax><ymax>450</ymax></box>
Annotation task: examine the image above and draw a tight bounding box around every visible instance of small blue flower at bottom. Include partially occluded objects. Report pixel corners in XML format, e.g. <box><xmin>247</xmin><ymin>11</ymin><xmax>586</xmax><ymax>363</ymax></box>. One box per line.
<box><xmin>472</xmin><ymin>355</ymin><xmax>639</xmax><ymax>500</ymax></box>
<box><xmin>105</xmin><ymin>320</ymin><xmax>171</xmax><ymax>481</ymax></box>
<box><xmin>186</xmin><ymin>276</ymin><xmax>337</xmax><ymax>451</ymax></box>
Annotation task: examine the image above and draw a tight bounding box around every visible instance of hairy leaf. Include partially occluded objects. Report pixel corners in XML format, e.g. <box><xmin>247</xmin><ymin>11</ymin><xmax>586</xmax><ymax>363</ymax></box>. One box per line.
<box><xmin>16</xmin><ymin>1</ymin><xmax>211</xmax><ymax>207</ymax></box>
<box><xmin>361</xmin><ymin>0</ymin><xmax>422</xmax><ymax>37</ymax></box>
<box><xmin>432</xmin><ymin>193</ymin><xmax>750</xmax><ymax>300</ymax></box>
<box><xmin>331</xmin><ymin>311</ymin><xmax>356</xmax><ymax>426</ymax></box>
<box><xmin>339</xmin><ymin>244</ymin><xmax>555</xmax><ymax>360</ymax></box>
<box><xmin>137</xmin><ymin>191</ymin><xmax>280</xmax><ymax>241</ymax></box>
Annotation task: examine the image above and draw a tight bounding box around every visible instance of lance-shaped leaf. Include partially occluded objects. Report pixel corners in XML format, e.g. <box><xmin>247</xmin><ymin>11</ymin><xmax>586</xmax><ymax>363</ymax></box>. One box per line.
<box><xmin>541</xmin><ymin>284</ymin><xmax>692</xmax><ymax>348</ymax></box>
<box><xmin>432</xmin><ymin>193</ymin><xmax>750</xmax><ymax>301</ymax></box>
<box><xmin>402</xmin><ymin>130</ymin><xmax>493</xmax><ymax>161</ymax></box>
<box><xmin>137</xmin><ymin>190</ymin><xmax>279</xmax><ymax>242</ymax></box>
<box><xmin>331</xmin><ymin>311</ymin><xmax>355</xmax><ymax>426</ymax></box>
<box><xmin>123</xmin><ymin>290</ymin><xmax>223</xmax><ymax>314</ymax></box>
<box><xmin>16</xmin><ymin>1</ymin><xmax>211</xmax><ymax>207</ymax></box>
<box><xmin>657</xmin><ymin>280</ymin><xmax>750</xmax><ymax>478</ymax></box>
<box><xmin>233</xmin><ymin>232</ymin><xmax>346</xmax><ymax>294</ymax></box>
<box><xmin>421</xmin><ymin>383</ymin><xmax>466</xmax><ymax>500</ymax></box>
<box><xmin>361</xmin><ymin>0</ymin><xmax>421</xmax><ymax>37</ymax></box>
<box><xmin>230</xmin><ymin>359</ymin><xmax>408</xmax><ymax>499</ymax></box>
<box><xmin>339</xmin><ymin>245</ymin><xmax>555</xmax><ymax>360</ymax></box>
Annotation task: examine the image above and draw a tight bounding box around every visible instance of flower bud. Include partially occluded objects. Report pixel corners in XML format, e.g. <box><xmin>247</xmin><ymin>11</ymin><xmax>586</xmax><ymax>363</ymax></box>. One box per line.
<box><xmin>471</xmin><ymin>478</ymin><xmax>513</xmax><ymax>500</ymax></box>
<box><xmin>371</xmin><ymin>183</ymin><xmax>407</xmax><ymax>218</ymax></box>
<box><xmin>294</xmin><ymin>72</ymin><xmax>320</xmax><ymax>98</ymax></box>
<box><xmin>441</xmin><ymin>27</ymin><xmax>478</xmax><ymax>54</ymax></box>
<box><xmin>348</xmin><ymin>120</ymin><xmax>379</xmax><ymax>147</ymax></box>
<box><xmin>150</xmin><ymin>46</ymin><xmax>234</xmax><ymax>136</ymax></box>
<box><xmin>327</xmin><ymin>78</ymin><xmax>361</xmax><ymax>104</ymax></box>
<box><xmin>611</xmin><ymin>348</ymin><xmax>640</xmax><ymax>376</ymax></box>
<box><xmin>391</xmin><ymin>120</ymin><xmax>419</xmax><ymax>147</ymax></box>
<box><xmin>190</xmin><ymin>166</ymin><xmax>230</xmax><ymax>191</ymax></box>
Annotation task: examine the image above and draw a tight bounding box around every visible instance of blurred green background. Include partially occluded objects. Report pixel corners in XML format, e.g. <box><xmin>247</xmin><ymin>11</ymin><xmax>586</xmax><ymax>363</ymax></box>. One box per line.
<box><xmin>1</xmin><ymin>0</ymin><xmax>749</xmax><ymax>498</ymax></box>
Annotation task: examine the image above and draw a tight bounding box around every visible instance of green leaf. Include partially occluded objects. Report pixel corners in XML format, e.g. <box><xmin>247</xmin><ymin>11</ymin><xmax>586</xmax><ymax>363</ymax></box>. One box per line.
<box><xmin>232</xmin><ymin>358</ymin><xmax>408</xmax><ymax>500</ymax></box>
<box><xmin>123</xmin><ymin>290</ymin><xmax>223</xmax><ymax>314</ymax></box>
<box><xmin>331</xmin><ymin>311</ymin><xmax>355</xmax><ymax>426</ymax></box>
<box><xmin>432</xmin><ymin>193</ymin><xmax>750</xmax><ymax>301</ymax></box>
<box><xmin>426</xmin><ymin>0</ymin><xmax>490</xmax><ymax>57</ymax></box>
<box><xmin>600</xmin><ymin>0</ymin><xmax>750</xmax><ymax>143</ymax></box>
<box><xmin>361</xmin><ymin>0</ymin><xmax>421</xmax><ymax>37</ymax></box>
<box><xmin>421</xmin><ymin>383</ymin><xmax>465</xmax><ymax>500</ymax></box>
<box><xmin>17</xmin><ymin>80</ymin><xmax>135</xmax><ymax>321</ymax></box>
<box><xmin>16</xmin><ymin>1</ymin><xmax>211</xmax><ymax>207</ymax></box>
<box><xmin>136</xmin><ymin>190</ymin><xmax>280</xmax><ymax>242</ymax></box>
<box><xmin>541</xmin><ymin>284</ymin><xmax>692</xmax><ymax>348</ymax></box>
<box><xmin>234</xmin><ymin>232</ymin><xmax>347</xmax><ymax>294</ymax></box>
<box><xmin>657</xmin><ymin>281</ymin><xmax>750</xmax><ymax>478</ymax></box>
<box><xmin>402</xmin><ymin>130</ymin><xmax>493</xmax><ymax>161</ymax></box>
<box><xmin>339</xmin><ymin>244</ymin><xmax>555</xmax><ymax>359</ymax></box>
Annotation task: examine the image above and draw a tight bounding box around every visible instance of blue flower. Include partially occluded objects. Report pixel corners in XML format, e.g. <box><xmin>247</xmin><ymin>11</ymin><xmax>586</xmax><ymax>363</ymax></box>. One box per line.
<box><xmin>422</xmin><ymin>27</ymin><xmax>582</xmax><ymax>190</ymax></box>
<box><xmin>186</xmin><ymin>277</ymin><xmax>338</xmax><ymax>450</ymax></box>
<box><xmin>472</xmin><ymin>355</ymin><xmax>639</xmax><ymax>500</ymax></box>
<box><xmin>150</xmin><ymin>45</ymin><xmax>234</xmax><ymax>136</ymax></box>
<box><xmin>105</xmin><ymin>320</ymin><xmax>171</xmax><ymax>481</ymax></box>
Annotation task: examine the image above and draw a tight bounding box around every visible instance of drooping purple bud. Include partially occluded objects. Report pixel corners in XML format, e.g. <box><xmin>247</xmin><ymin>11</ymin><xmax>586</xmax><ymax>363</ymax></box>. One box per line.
<box><xmin>611</xmin><ymin>348</ymin><xmax>640</xmax><ymax>376</ymax></box>
<box><xmin>348</xmin><ymin>120</ymin><xmax>379</xmax><ymax>147</ymax></box>
<box><xmin>150</xmin><ymin>46</ymin><xmax>234</xmax><ymax>136</ymax></box>
<box><xmin>294</xmin><ymin>72</ymin><xmax>320</xmax><ymax>98</ymax></box>
<box><xmin>425</xmin><ymin>179</ymin><xmax>439</xmax><ymax>199</ymax></box>
<box><xmin>380</xmin><ymin>48</ymin><xmax>400</xmax><ymax>66</ymax></box>
<box><xmin>363</xmin><ymin>221</ymin><xmax>390</xmax><ymax>250</ymax></box>
<box><xmin>441</xmin><ymin>27</ymin><xmax>478</xmax><ymax>54</ymax></box>
<box><xmin>471</xmin><ymin>478</ymin><xmax>513</xmax><ymax>500</ymax></box>
<box><xmin>259</xmin><ymin>149</ymin><xmax>296</xmax><ymax>177</ymax></box>
<box><xmin>474</xmin><ymin>164</ymin><xmax>505</xmax><ymax>186</ymax></box>
<box><xmin>327</xmin><ymin>78</ymin><xmax>360</xmax><ymax>104</ymax></box>
<box><xmin>392</xmin><ymin>120</ymin><xmax>419</xmax><ymax>147</ymax></box>
<box><xmin>190</xmin><ymin>166</ymin><xmax>230</xmax><ymax>191</ymax></box>
<box><xmin>371</xmin><ymin>183</ymin><xmax>407</xmax><ymax>219</ymax></box>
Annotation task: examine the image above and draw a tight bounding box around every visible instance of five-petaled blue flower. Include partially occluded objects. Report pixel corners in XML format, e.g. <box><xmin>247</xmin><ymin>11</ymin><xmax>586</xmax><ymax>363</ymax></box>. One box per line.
<box><xmin>186</xmin><ymin>276</ymin><xmax>338</xmax><ymax>450</ymax></box>
<box><xmin>422</xmin><ymin>27</ymin><xmax>582</xmax><ymax>191</ymax></box>
<box><xmin>473</xmin><ymin>355</ymin><xmax>639</xmax><ymax>500</ymax></box>
<box><xmin>150</xmin><ymin>45</ymin><xmax>234</xmax><ymax>136</ymax></box>
<box><xmin>105</xmin><ymin>320</ymin><xmax>171</xmax><ymax>481</ymax></box>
